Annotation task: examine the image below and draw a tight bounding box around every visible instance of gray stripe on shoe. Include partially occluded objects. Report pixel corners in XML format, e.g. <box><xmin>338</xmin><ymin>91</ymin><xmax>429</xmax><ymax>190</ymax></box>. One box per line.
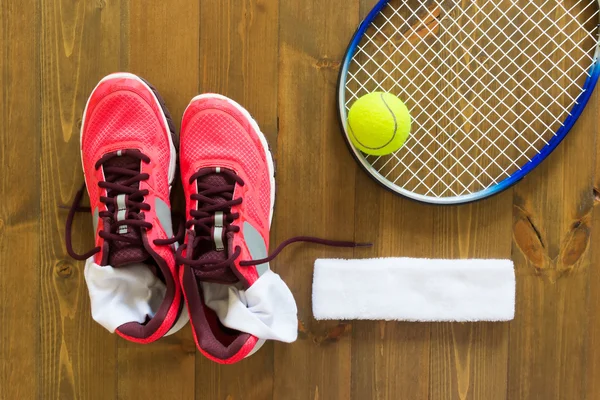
<box><xmin>116</xmin><ymin>194</ymin><xmax>127</xmax><ymax>234</ymax></box>
<box><xmin>243</xmin><ymin>221</ymin><xmax>269</xmax><ymax>276</ymax></box>
<box><xmin>154</xmin><ymin>198</ymin><xmax>173</xmax><ymax>238</ymax></box>
<box><xmin>92</xmin><ymin>207</ymin><xmax>99</xmax><ymax>234</ymax></box>
<box><xmin>214</xmin><ymin>211</ymin><xmax>224</xmax><ymax>251</ymax></box>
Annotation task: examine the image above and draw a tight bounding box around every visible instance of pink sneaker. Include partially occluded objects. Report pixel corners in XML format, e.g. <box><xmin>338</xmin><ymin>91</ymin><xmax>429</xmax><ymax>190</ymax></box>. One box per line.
<box><xmin>179</xmin><ymin>94</ymin><xmax>278</xmax><ymax>363</ymax></box>
<box><xmin>65</xmin><ymin>73</ymin><xmax>187</xmax><ymax>343</ymax></box>
<box><xmin>178</xmin><ymin>94</ymin><xmax>367</xmax><ymax>364</ymax></box>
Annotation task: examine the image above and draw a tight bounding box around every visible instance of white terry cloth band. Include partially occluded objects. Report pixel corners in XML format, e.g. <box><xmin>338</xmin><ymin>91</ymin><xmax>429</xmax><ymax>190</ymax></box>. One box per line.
<box><xmin>84</xmin><ymin>257</ymin><xmax>167</xmax><ymax>332</ymax></box>
<box><xmin>313</xmin><ymin>258</ymin><xmax>515</xmax><ymax>322</ymax></box>
<box><xmin>202</xmin><ymin>270</ymin><xmax>298</xmax><ymax>343</ymax></box>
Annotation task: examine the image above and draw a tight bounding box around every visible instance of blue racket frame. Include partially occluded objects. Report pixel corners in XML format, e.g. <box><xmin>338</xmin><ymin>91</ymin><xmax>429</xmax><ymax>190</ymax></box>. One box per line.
<box><xmin>338</xmin><ymin>0</ymin><xmax>600</xmax><ymax>204</ymax></box>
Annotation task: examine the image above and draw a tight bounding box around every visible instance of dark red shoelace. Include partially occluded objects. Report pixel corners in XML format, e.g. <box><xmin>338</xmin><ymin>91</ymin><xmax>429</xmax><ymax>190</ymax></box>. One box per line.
<box><xmin>176</xmin><ymin>167</ymin><xmax>371</xmax><ymax>277</ymax></box>
<box><xmin>174</xmin><ymin>168</ymin><xmax>242</xmax><ymax>271</ymax></box>
<box><xmin>65</xmin><ymin>150</ymin><xmax>176</xmax><ymax>260</ymax></box>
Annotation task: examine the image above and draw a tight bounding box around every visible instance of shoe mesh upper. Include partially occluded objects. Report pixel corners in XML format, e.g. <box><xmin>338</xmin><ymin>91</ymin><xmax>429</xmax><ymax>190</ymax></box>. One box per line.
<box><xmin>82</xmin><ymin>91</ymin><xmax>171</xmax><ymax>204</ymax></box>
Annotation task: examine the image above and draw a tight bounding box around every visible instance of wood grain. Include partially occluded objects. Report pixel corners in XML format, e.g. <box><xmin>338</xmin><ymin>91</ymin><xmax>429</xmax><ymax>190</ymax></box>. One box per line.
<box><xmin>194</xmin><ymin>1</ymin><xmax>279</xmax><ymax>398</ymax></box>
<box><xmin>349</xmin><ymin>2</ymin><xmax>434</xmax><ymax>398</ymax></box>
<box><xmin>2</xmin><ymin>1</ymin><xmax>600</xmax><ymax>399</ymax></box>
<box><xmin>274</xmin><ymin>1</ymin><xmax>359</xmax><ymax>400</ymax></box>
<box><xmin>352</xmin><ymin>176</ymin><xmax>433</xmax><ymax>400</ymax></box>
<box><xmin>429</xmin><ymin>195</ymin><xmax>512</xmax><ymax>400</ymax></box>
<box><xmin>588</xmin><ymin>103</ymin><xmax>600</xmax><ymax>400</ymax></box>
<box><xmin>115</xmin><ymin>2</ymin><xmax>200</xmax><ymax>399</ymax></box>
<box><xmin>508</xmin><ymin>83</ymin><xmax>598</xmax><ymax>399</ymax></box>
<box><xmin>39</xmin><ymin>0</ymin><xmax>124</xmax><ymax>398</ymax></box>
<box><xmin>0</xmin><ymin>1</ymin><xmax>40</xmax><ymax>399</ymax></box>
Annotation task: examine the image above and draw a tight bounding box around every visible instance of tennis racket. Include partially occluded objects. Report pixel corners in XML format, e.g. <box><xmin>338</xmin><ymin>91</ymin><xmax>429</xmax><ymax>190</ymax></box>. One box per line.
<box><xmin>338</xmin><ymin>0</ymin><xmax>600</xmax><ymax>204</ymax></box>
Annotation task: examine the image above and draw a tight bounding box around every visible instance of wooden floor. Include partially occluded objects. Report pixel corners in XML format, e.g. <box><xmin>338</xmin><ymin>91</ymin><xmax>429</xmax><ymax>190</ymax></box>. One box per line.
<box><xmin>1</xmin><ymin>0</ymin><xmax>599</xmax><ymax>399</ymax></box>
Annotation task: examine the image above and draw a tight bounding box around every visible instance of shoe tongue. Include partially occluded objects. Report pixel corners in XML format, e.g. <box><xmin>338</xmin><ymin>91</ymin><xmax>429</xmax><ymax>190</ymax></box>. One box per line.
<box><xmin>198</xmin><ymin>173</ymin><xmax>230</xmax><ymax>202</ymax></box>
<box><xmin>191</xmin><ymin>172</ymin><xmax>238</xmax><ymax>283</ymax></box>
<box><xmin>190</xmin><ymin>233</ymin><xmax>238</xmax><ymax>283</ymax></box>
<box><xmin>103</xmin><ymin>154</ymin><xmax>151</xmax><ymax>268</ymax></box>
<box><xmin>108</xmin><ymin>225</ymin><xmax>151</xmax><ymax>267</ymax></box>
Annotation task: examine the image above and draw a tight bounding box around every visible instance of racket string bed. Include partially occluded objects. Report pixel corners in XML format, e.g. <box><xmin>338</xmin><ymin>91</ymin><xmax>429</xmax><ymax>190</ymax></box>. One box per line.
<box><xmin>351</xmin><ymin>1</ymin><xmax>593</xmax><ymax>161</ymax></box>
<box><xmin>341</xmin><ymin>0</ymin><xmax>600</xmax><ymax>201</ymax></box>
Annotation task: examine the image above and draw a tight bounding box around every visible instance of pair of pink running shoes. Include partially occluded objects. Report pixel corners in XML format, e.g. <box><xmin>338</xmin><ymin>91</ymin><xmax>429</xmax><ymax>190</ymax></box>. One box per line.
<box><xmin>65</xmin><ymin>73</ymin><xmax>355</xmax><ymax>364</ymax></box>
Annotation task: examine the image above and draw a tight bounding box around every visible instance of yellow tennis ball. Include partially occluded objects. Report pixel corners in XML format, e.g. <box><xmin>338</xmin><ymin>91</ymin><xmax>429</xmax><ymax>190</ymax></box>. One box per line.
<box><xmin>347</xmin><ymin>92</ymin><xmax>411</xmax><ymax>156</ymax></box>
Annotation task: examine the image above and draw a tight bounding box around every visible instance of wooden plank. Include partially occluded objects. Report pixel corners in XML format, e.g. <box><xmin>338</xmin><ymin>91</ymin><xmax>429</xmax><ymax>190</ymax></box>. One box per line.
<box><xmin>507</xmin><ymin>87</ymin><xmax>597</xmax><ymax>399</ymax></box>
<box><xmin>116</xmin><ymin>2</ymin><xmax>199</xmax><ymax>399</ymax></box>
<box><xmin>274</xmin><ymin>1</ymin><xmax>359</xmax><ymax>399</ymax></box>
<box><xmin>193</xmin><ymin>0</ymin><xmax>279</xmax><ymax>398</ymax></box>
<box><xmin>351</xmin><ymin>175</ymin><xmax>433</xmax><ymax>399</ymax></box>
<box><xmin>117</xmin><ymin>338</ymin><xmax>196</xmax><ymax>400</ymax></box>
<box><xmin>588</xmin><ymin>97</ymin><xmax>600</xmax><ymax>400</ymax></box>
<box><xmin>429</xmin><ymin>194</ymin><xmax>512</xmax><ymax>400</ymax></box>
<box><xmin>347</xmin><ymin>0</ymin><xmax>512</xmax><ymax>396</ymax></box>
<box><xmin>198</xmin><ymin>0</ymin><xmax>279</xmax><ymax>143</ymax></box>
<box><xmin>38</xmin><ymin>1</ymin><xmax>124</xmax><ymax>398</ymax></box>
<box><xmin>0</xmin><ymin>1</ymin><xmax>40</xmax><ymax>399</ymax></box>
<box><xmin>350</xmin><ymin>1</ymin><xmax>432</xmax><ymax>397</ymax></box>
